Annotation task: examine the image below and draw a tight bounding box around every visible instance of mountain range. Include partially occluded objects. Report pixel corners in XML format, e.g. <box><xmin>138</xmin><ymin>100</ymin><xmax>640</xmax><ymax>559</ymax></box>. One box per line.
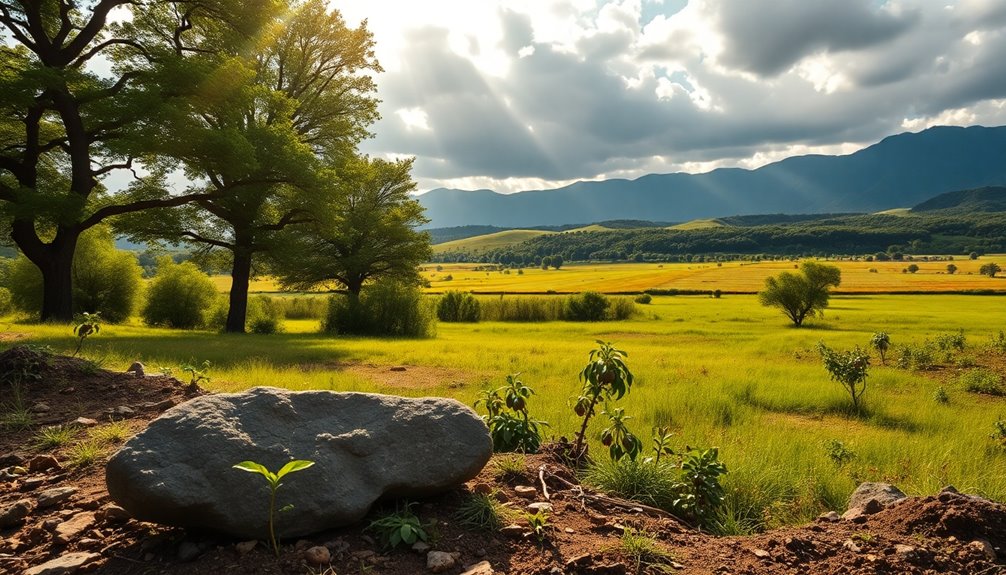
<box><xmin>417</xmin><ymin>125</ymin><xmax>1006</xmax><ymax>228</ymax></box>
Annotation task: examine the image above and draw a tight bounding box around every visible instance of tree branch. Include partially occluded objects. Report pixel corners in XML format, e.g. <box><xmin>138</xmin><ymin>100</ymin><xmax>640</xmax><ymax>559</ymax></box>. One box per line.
<box><xmin>72</xmin><ymin>39</ymin><xmax>152</xmax><ymax>68</ymax></box>
<box><xmin>254</xmin><ymin>209</ymin><xmax>313</xmax><ymax>232</ymax></box>
<box><xmin>79</xmin><ymin>190</ymin><xmax>215</xmax><ymax>231</ymax></box>
<box><xmin>180</xmin><ymin>231</ymin><xmax>234</xmax><ymax>250</ymax></box>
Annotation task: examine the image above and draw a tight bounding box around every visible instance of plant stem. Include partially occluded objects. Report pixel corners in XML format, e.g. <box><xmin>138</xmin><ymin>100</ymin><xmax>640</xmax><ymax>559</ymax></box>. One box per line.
<box><xmin>269</xmin><ymin>485</ymin><xmax>278</xmax><ymax>556</ymax></box>
<box><xmin>573</xmin><ymin>395</ymin><xmax>600</xmax><ymax>457</ymax></box>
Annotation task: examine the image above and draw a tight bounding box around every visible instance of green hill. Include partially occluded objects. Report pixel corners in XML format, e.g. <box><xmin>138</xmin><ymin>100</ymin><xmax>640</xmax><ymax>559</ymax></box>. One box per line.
<box><xmin>432</xmin><ymin>229</ymin><xmax>555</xmax><ymax>254</ymax></box>
<box><xmin>911</xmin><ymin>186</ymin><xmax>1006</xmax><ymax>214</ymax></box>
<box><xmin>668</xmin><ymin>219</ymin><xmax>727</xmax><ymax>230</ymax></box>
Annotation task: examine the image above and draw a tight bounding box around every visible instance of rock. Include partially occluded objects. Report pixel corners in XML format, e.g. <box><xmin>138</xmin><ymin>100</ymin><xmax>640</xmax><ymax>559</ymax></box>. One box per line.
<box><xmin>110</xmin><ymin>405</ymin><xmax>135</xmax><ymax>417</ymax></box>
<box><xmin>127</xmin><ymin>362</ymin><xmax>145</xmax><ymax>377</ymax></box>
<box><xmin>968</xmin><ymin>539</ymin><xmax>996</xmax><ymax>561</ymax></box>
<box><xmin>36</xmin><ymin>487</ymin><xmax>77</xmax><ymax>509</ymax></box>
<box><xmin>177</xmin><ymin>541</ymin><xmax>203</xmax><ymax>562</ymax></box>
<box><xmin>501</xmin><ymin>524</ymin><xmax>525</xmax><ymax>537</ymax></box>
<box><xmin>27</xmin><ymin>454</ymin><xmax>61</xmax><ymax>473</ymax></box>
<box><xmin>304</xmin><ymin>545</ymin><xmax>331</xmax><ymax>566</ymax></box>
<box><xmin>847</xmin><ymin>482</ymin><xmax>906</xmax><ymax>512</ymax></box>
<box><xmin>235</xmin><ymin>540</ymin><xmax>257</xmax><ymax>555</ymax></box>
<box><xmin>96</xmin><ymin>503</ymin><xmax>130</xmax><ymax>523</ymax></box>
<box><xmin>106</xmin><ymin>388</ymin><xmax>491</xmax><ymax>539</ymax></box>
<box><xmin>527</xmin><ymin>502</ymin><xmax>553</xmax><ymax>512</ymax></box>
<box><xmin>894</xmin><ymin>544</ymin><xmax>917</xmax><ymax>557</ymax></box>
<box><xmin>461</xmin><ymin>560</ymin><xmax>494</xmax><ymax>575</ymax></box>
<box><xmin>22</xmin><ymin>476</ymin><xmax>46</xmax><ymax>491</ymax></box>
<box><xmin>751</xmin><ymin>549</ymin><xmax>771</xmax><ymax>559</ymax></box>
<box><xmin>842</xmin><ymin>498</ymin><xmax>884</xmax><ymax>521</ymax></box>
<box><xmin>817</xmin><ymin>511</ymin><xmax>840</xmax><ymax>522</ymax></box>
<box><xmin>0</xmin><ymin>499</ymin><xmax>32</xmax><ymax>528</ymax></box>
<box><xmin>843</xmin><ymin>540</ymin><xmax>862</xmax><ymax>553</ymax></box>
<box><xmin>389</xmin><ymin>366</ymin><xmax>407</xmax><ymax>372</ymax></box>
<box><xmin>55</xmin><ymin>512</ymin><xmax>96</xmax><ymax>545</ymax></box>
<box><xmin>0</xmin><ymin>452</ymin><xmax>25</xmax><ymax>467</ymax></box>
<box><xmin>427</xmin><ymin>551</ymin><xmax>457</xmax><ymax>573</ymax></box>
<box><xmin>73</xmin><ymin>417</ymin><xmax>98</xmax><ymax>427</ymax></box>
<box><xmin>412</xmin><ymin>541</ymin><xmax>431</xmax><ymax>553</ymax></box>
<box><xmin>514</xmin><ymin>485</ymin><xmax>537</xmax><ymax>499</ymax></box>
<box><xmin>31</xmin><ymin>402</ymin><xmax>51</xmax><ymax>413</ymax></box>
<box><xmin>24</xmin><ymin>552</ymin><xmax>100</xmax><ymax>575</ymax></box>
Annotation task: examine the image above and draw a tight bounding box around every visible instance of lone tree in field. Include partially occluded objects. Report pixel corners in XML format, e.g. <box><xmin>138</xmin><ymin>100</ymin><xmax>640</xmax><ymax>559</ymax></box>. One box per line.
<box><xmin>818</xmin><ymin>342</ymin><xmax>870</xmax><ymax>413</ymax></box>
<box><xmin>870</xmin><ymin>332</ymin><xmax>890</xmax><ymax>365</ymax></box>
<box><xmin>758</xmin><ymin>262</ymin><xmax>841</xmax><ymax>326</ymax></box>
<box><xmin>980</xmin><ymin>263</ymin><xmax>1001</xmax><ymax>278</ymax></box>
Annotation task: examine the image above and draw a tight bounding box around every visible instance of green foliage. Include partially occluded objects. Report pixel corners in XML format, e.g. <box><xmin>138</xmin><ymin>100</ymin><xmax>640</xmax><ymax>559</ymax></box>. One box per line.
<box><xmin>934</xmin><ymin>330</ymin><xmax>967</xmax><ymax>355</ymax></box>
<box><xmin>564</xmin><ymin>292</ymin><xmax>610</xmax><ymax>321</ymax></box>
<box><xmin>437</xmin><ymin>291</ymin><xmax>481</xmax><ymax>322</ymax></box>
<box><xmin>181</xmin><ymin>360</ymin><xmax>212</xmax><ymax>391</ymax></box>
<box><xmin>524</xmin><ymin>508</ymin><xmax>551</xmax><ymax>544</ymax></box>
<box><xmin>906</xmin><ymin>264</ymin><xmax>919</xmax><ymax>273</ymax></box>
<box><xmin>980</xmin><ymin>262</ymin><xmax>1001</xmax><ymax>277</ymax></box>
<box><xmin>66</xmin><ymin>438</ymin><xmax>105</xmax><ymax>468</ymax></box>
<box><xmin>323</xmin><ymin>280</ymin><xmax>435</xmax><ymax>338</ymax></box>
<box><xmin>648</xmin><ymin>427</ymin><xmax>676</xmax><ymax>465</ymax></box>
<box><xmin>897</xmin><ymin>342</ymin><xmax>936</xmax><ymax>370</ymax></box>
<box><xmin>961</xmin><ymin>369</ymin><xmax>1005</xmax><ymax>396</ymax></box>
<box><xmin>990</xmin><ymin>418</ymin><xmax>1006</xmax><ymax>450</ymax></box>
<box><xmin>233</xmin><ymin>459</ymin><xmax>316</xmax><ymax>556</ymax></box>
<box><xmin>933</xmin><ymin>386</ymin><xmax>950</xmax><ymax>404</ymax></box>
<box><xmin>89</xmin><ymin>421</ymin><xmax>132</xmax><ymax>445</ymax></box>
<box><xmin>674</xmin><ymin>447</ymin><xmax>728</xmax><ymax>526</ymax></box>
<box><xmin>573</xmin><ymin>341</ymin><xmax>634</xmax><ymax>456</ymax></box>
<box><xmin>869</xmin><ymin>332</ymin><xmax>890</xmax><ymax>365</ymax></box>
<box><xmin>0</xmin><ymin>287</ymin><xmax>12</xmax><ymax>316</ymax></box>
<box><xmin>72</xmin><ymin>312</ymin><xmax>101</xmax><ymax>357</ymax></box>
<box><xmin>366</xmin><ymin>502</ymin><xmax>429</xmax><ymax>549</ymax></box>
<box><xmin>759</xmin><ymin>262</ymin><xmax>841</xmax><ymax>326</ymax></box>
<box><xmin>824</xmin><ymin>439</ymin><xmax>856</xmax><ymax>466</ymax></box>
<box><xmin>34</xmin><ymin>425</ymin><xmax>79</xmax><ymax>451</ymax></box>
<box><xmin>492</xmin><ymin>453</ymin><xmax>526</xmax><ymax>481</ymax></box>
<box><xmin>142</xmin><ymin>258</ymin><xmax>219</xmax><ymax>329</ymax></box>
<box><xmin>947</xmin><ymin>263</ymin><xmax>958</xmax><ymax>274</ymax></box>
<box><xmin>634</xmin><ymin>293</ymin><xmax>652</xmax><ymax>304</ymax></box>
<box><xmin>455</xmin><ymin>491</ymin><xmax>511</xmax><ymax>531</ymax></box>
<box><xmin>600</xmin><ymin>407</ymin><xmax>643</xmax><ymax>462</ymax></box>
<box><xmin>4</xmin><ymin>228</ymin><xmax>143</xmax><ymax>323</ymax></box>
<box><xmin>584</xmin><ymin>458</ymin><xmax>679</xmax><ymax>510</ymax></box>
<box><xmin>475</xmin><ymin>374</ymin><xmax>548</xmax><ymax>453</ymax></box>
<box><xmin>618</xmin><ymin>528</ymin><xmax>675</xmax><ymax>573</ymax></box>
<box><xmin>818</xmin><ymin>342</ymin><xmax>870</xmax><ymax>412</ymax></box>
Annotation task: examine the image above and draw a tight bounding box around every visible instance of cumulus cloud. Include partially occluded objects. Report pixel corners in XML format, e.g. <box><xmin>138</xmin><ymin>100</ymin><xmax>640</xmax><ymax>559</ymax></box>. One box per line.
<box><xmin>334</xmin><ymin>0</ymin><xmax>1006</xmax><ymax>193</ymax></box>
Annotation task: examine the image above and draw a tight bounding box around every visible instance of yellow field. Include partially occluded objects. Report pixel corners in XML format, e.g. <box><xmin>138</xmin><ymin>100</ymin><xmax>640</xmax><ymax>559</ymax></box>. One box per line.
<box><xmin>667</xmin><ymin>218</ymin><xmax>727</xmax><ymax>230</ymax></box>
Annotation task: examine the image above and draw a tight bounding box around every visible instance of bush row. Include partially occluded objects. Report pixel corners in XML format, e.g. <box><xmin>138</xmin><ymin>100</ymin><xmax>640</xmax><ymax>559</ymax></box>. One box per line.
<box><xmin>436</xmin><ymin>291</ymin><xmax>638</xmax><ymax>323</ymax></box>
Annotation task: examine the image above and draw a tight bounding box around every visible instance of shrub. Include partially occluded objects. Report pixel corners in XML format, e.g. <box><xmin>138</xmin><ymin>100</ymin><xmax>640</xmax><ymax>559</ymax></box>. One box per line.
<box><xmin>5</xmin><ymin>226</ymin><xmax>143</xmax><ymax>322</ymax></box>
<box><xmin>475</xmin><ymin>373</ymin><xmax>548</xmax><ymax>453</ymax></box>
<box><xmin>608</xmin><ymin>297</ymin><xmax>638</xmax><ymax>320</ymax></box>
<box><xmin>935</xmin><ymin>330</ymin><xmax>967</xmax><ymax>354</ymax></box>
<box><xmin>0</xmin><ymin>287</ymin><xmax>12</xmax><ymax>316</ymax></box>
<box><xmin>247</xmin><ymin>296</ymin><xmax>284</xmax><ymax>334</ymax></box>
<box><xmin>437</xmin><ymin>291</ymin><xmax>481</xmax><ymax>322</ymax></box>
<box><xmin>583</xmin><ymin>458</ymin><xmax>678</xmax><ymax>510</ymax></box>
<box><xmin>961</xmin><ymin>369</ymin><xmax>1005</xmax><ymax>396</ymax></box>
<box><xmin>564</xmin><ymin>292</ymin><xmax>609</xmax><ymax>321</ymax></box>
<box><xmin>817</xmin><ymin>342</ymin><xmax>870</xmax><ymax>412</ymax></box>
<box><xmin>633</xmin><ymin>293</ymin><xmax>652</xmax><ymax>304</ymax></box>
<box><xmin>870</xmin><ymin>332</ymin><xmax>890</xmax><ymax>365</ymax></box>
<box><xmin>478</xmin><ymin>296</ymin><xmax>565</xmax><ymax>322</ymax></box>
<box><xmin>323</xmin><ymin>280</ymin><xmax>435</xmax><ymax>338</ymax></box>
<box><xmin>897</xmin><ymin>342</ymin><xmax>936</xmax><ymax>370</ymax></box>
<box><xmin>142</xmin><ymin>258</ymin><xmax>220</xmax><ymax>329</ymax></box>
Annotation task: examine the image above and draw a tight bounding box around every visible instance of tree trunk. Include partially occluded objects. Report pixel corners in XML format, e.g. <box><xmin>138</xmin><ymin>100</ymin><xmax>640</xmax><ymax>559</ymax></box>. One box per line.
<box><xmin>11</xmin><ymin>221</ymin><xmax>78</xmax><ymax>322</ymax></box>
<box><xmin>225</xmin><ymin>247</ymin><xmax>253</xmax><ymax>333</ymax></box>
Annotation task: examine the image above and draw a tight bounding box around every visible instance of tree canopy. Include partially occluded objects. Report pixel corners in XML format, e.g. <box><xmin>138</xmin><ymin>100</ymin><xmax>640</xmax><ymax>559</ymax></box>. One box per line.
<box><xmin>758</xmin><ymin>262</ymin><xmax>842</xmax><ymax>327</ymax></box>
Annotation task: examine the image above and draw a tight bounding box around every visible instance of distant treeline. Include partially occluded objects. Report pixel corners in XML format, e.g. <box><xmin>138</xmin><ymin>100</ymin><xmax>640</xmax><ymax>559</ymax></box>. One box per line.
<box><xmin>431</xmin><ymin>212</ymin><xmax>1006</xmax><ymax>264</ymax></box>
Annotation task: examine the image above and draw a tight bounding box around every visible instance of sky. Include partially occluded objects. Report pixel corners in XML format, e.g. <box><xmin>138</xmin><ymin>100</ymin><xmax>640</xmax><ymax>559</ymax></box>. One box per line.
<box><xmin>333</xmin><ymin>0</ymin><xmax>1006</xmax><ymax>195</ymax></box>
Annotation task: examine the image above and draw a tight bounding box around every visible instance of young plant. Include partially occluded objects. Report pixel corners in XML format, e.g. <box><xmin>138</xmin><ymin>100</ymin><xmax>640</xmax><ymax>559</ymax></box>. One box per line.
<box><xmin>524</xmin><ymin>508</ymin><xmax>551</xmax><ymax>544</ymax></box>
<box><xmin>475</xmin><ymin>373</ymin><xmax>548</xmax><ymax>453</ymax></box>
<box><xmin>869</xmin><ymin>332</ymin><xmax>890</xmax><ymax>365</ymax></box>
<box><xmin>233</xmin><ymin>459</ymin><xmax>315</xmax><ymax>556</ymax></box>
<box><xmin>824</xmin><ymin>439</ymin><xmax>856</xmax><ymax>466</ymax></box>
<box><xmin>600</xmin><ymin>407</ymin><xmax>643</xmax><ymax>462</ymax></box>
<box><xmin>181</xmin><ymin>360</ymin><xmax>211</xmax><ymax>392</ymax></box>
<box><xmin>648</xmin><ymin>427</ymin><xmax>675</xmax><ymax>464</ymax></box>
<box><xmin>618</xmin><ymin>527</ymin><xmax>675</xmax><ymax>574</ymax></box>
<box><xmin>455</xmin><ymin>490</ymin><xmax>511</xmax><ymax>530</ymax></box>
<box><xmin>366</xmin><ymin>501</ymin><xmax>429</xmax><ymax>549</ymax></box>
<box><xmin>573</xmin><ymin>341</ymin><xmax>634</xmax><ymax>457</ymax></box>
<box><xmin>672</xmin><ymin>447</ymin><xmax>728</xmax><ymax>527</ymax></box>
<box><xmin>34</xmin><ymin>424</ymin><xmax>78</xmax><ymax>450</ymax></box>
<box><xmin>72</xmin><ymin>312</ymin><xmax>101</xmax><ymax>357</ymax></box>
<box><xmin>818</xmin><ymin>342</ymin><xmax>870</xmax><ymax>413</ymax></box>
<box><xmin>493</xmin><ymin>453</ymin><xmax>526</xmax><ymax>481</ymax></box>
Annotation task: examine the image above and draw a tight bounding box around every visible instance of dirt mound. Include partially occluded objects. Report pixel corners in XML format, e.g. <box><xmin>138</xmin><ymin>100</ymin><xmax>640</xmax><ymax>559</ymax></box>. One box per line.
<box><xmin>1</xmin><ymin>349</ymin><xmax>1004</xmax><ymax>575</ymax></box>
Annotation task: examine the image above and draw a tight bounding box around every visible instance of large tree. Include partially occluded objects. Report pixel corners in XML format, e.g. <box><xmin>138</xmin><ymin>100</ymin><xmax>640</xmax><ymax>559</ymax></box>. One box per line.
<box><xmin>759</xmin><ymin>262</ymin><xmax>841</xmax><ymax>327</ymax></box>
<box><xmin>269</xmin><ymin>157</ymin><xmax>432</xmax><ymax>295</ymax></box>
<box><xmin>119</xmin><ymin>0</ymin><xmax>381</xmax><ymax>332</ymax></box>
<box><xmin>0</xmin><ymin>0</ymin><xmax>272</xmax><ymax>321</ymax></box>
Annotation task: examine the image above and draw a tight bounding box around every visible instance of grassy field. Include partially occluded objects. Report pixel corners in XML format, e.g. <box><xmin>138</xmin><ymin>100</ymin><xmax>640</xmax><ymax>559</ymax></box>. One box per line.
<box><xmin>5</xmin><ymin>293</ymin><xmax>1006</xmax><ymax>532</ymax></box>
<box><xmin>431</xmin><ymin>229</ymin><xmax>555</xmax><ymax>254</ymax></box>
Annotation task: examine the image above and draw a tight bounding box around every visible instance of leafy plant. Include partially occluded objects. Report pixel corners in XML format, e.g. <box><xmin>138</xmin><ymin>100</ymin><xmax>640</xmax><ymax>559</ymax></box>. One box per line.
<box><xmin>573</xmin><ymin>341</ymin><xmax>634</xmax><ymax>457</ymax></box>
<box><xmin>366</xmin><ymin>501</ymin><xmax>429</xmax><ymax>549</ymax></box>
<box><xmin>869</xmin><ymin>332</ymin><xmax>890</xmax><ymax>365</ymax></box>
<box><xmin>72</xmin><ymin>312</ymin><xmax>101</xmax><ymax>357</ymax></box>
<box><xmin>897</xmin><ymin>342</ymin><xmax>935</xmax><ymax>370</ymax></box>
<box><xmin>824</xmin><ymin>439</ymin><xmax>855</xmax><ymax>466</ymax></box>
<box><xmin>181</xmin><ymin>360</ymin><xmax>212</xmax><ymax>392</ymax></box>
<box><xmin>437</xmin><ymin>291</ymin><xmax>481</xmax><ymax>322</ymax></box>
<box><xmin>583</xmin><ymin>458</ymin><xmax>678</xmax><ymax>510</ymax></box>
<box><xmin>672</xmin><ymin>447</ymin><xmax>728</xmax><ymax>526</ymax></box>
<box><xmin>524</xmin><ymin>508</ymin><xmax>551</xmax><ymax>544</ymax></box>
<box><xmin>818</xmin><ymin>342</ymin><xmax>870</xmax><ymax>412</ymax></box>
<box><xmin>600</xmin><ymin>407</ymin><xmax>643</xmax><ymax>462</ymax></box>
<box><xmin>455</xmin><ymin>490</ymin><xmax>511</xmax><ymax>530</ymax></box>
<box><xmin>961</xmin><ymin>369</ymin><xmax>1005</xmax><ymax>396</ymax></box>
<box><xmin>933</xmin><ymin>386</ymin><xmax>950</xmax><ymax>404</ymax></box>
<box><xmin>991</xmin><ymin>418</ymin><xmax>1006</xmax><ymax>450</ymax></box>
<box><xmin>233</xmin><ymin>459</ymin><xmax>316</xmax><ymax>556</ymax></box>
<box><xmin>475</xmin><ymin>373</ymin><xmax>548</xmax><ymax>453</ymax></box>
<box><xmin>648</xmin><ymin>427</ymin><xmax>675</xmax><ymax>464</ymax></box>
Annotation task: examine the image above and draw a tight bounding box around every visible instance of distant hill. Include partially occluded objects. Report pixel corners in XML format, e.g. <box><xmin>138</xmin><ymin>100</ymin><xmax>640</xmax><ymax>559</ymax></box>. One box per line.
<box><xmin>431</xmin><ymin>229</ymin><xmax>555</xmax><ymax>255</ymax></box>
<box><xmin>911</xmin><ymin>186</ymin><xmax>1006</xmax><ymax>214</ymax></box>
<box><xmin>418</xmin><ymin>125</ymin><xmax>1006</xmax><ymax>228</ymax></box>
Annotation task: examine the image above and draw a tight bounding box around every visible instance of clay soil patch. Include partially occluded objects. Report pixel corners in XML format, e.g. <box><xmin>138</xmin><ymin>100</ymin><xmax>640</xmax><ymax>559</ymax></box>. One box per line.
<box><xmin>2</xmin><ymin>346</ymin><xmax>1005</xmax><ymax>575</ymax></box>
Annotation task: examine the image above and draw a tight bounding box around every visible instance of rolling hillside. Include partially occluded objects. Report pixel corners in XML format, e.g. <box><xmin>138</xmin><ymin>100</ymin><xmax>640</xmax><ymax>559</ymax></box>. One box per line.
<box><xmin>431</xmin><ymin>229</ymin><xmax>555</xmax><ymax>254</ymax></box>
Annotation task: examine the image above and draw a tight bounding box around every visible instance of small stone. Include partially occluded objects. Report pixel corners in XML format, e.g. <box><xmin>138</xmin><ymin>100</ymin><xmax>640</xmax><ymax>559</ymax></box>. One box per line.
<box><xmin>968</xmin><ymin>539</ymin><xmax>997</xmax><ymax>561</ymax></box>
<box><xmin>111</xmin><ymin>405</ymin><xmax>135</xmax><ymax>417</ymax></box>
<box><xmin>37</xmin><ymin>487</ymin><xmax>77</xmax><ymax>508</ymax></box>
<box><xmin>566</xmin><ymin>554</ymin><xmax>593</xmax><ymax>569</ymax></box>
<box><xmin>412</xmin><ymin>541</ymin><xmax>431</xmax><ymax>553</ymax></box>
<box><xmin>73</xmin><ymin>418</ymin><xmax>98</xmax><ymax>427</ymax></box>
<box><xmin>941</xmin><ymin>485</ymin><xmax>959</xmax><ymax>494</ymax></box>
<box><xmin>55</xmin><ymin>512</ymin><xmax>96</xmax><ymax>545</ymax></box>
<box><xmin>471</xmin><ymin>483</ymin><xmax>493</xmax><ymax>495</ymax></box>
<box><xmin>514</xmin><ymin>485</ymin><xmax>537</xmax><ymax>499</ymax></box>
<box><xmin>234</xmin><ymin>540</ymin><xmax>257</xmax><ymax>555</ymax></box>
<box><xmin>27</xmin><ymin>455</ymin><xmax>61</xmax><ymax>473</ymax></box>
<box><xmin>177</xmin><ymin>541</ymin><xmax>203</xmax><ymax>562</ymax></box>
<box><xmin>894</xmin><ymin>544</ymin><xmax>917</xmax><ymax>556</ymax></box>
<box><xmin>22</xmin><ymin>476</ymin><xmax>46</xmax><ymax>491</ymax></box>
<box><xmin>427</xmin><ymin>550</ymin><xmax>457</xmax><ymax>573</ymax></box>
<box><xmin>96</xmin><ymin>504</ymin><xmax>130</xmax><ymax>523</ymax></box>
<box><xmin>59</xmin><ymin>387</ymin><xmax>76</xmax><ymax>394</ymax></box>
<box><xmin>843</xmin><ymin>540</ymin><xmax>862</xmax><ymax>553</ymax></box>
<box><xmin>24</xmin><ymin>552</ymin><xmax>100</xmax><ymax>575</ymax></box>
<box><xmin>475</xmin><ymin>548</ymin><xmax>486</xmax><ymax>557</ymax></box>
<box><xmin>127</xmin><ymin>362</ymin><xmax>145</xmax><ymax>377</ymax></box>
<box><xmin>751</xmin><ymin>549</ymin><xmax>771</xmax><ymax>559</ymax></box>
<box><xmin>817</xmin><ymin>511</ymin><xmax>840</xmax><ymax>522</ymax></box>
<box><xmin>460</xmin><ymin>560</ymin><xmax>494</xmax><ymax>575</ymax></box>
<box><xmin>304</xmin><ymin>545</ymin><xmax>331</xmax><ymax>566</ymax></box>
<box><xmin>326</xmin><ymin>539</ymin><xmax>350</xmax><ymax>554</ymax></box>
<box><xmin>527</xmin><ymin>502</ymin><xmax>553</xmax><ymax>512</ymax></box>
<box><xmin>0</xmin><ymin>499</ymin><xmax>32</xmax><ymax>528</ymax></box>
<box><xmin>564</xmin><ymin>528</ymin><xmax>575</xmax><ymax>534</ymax></box>
<box><xmin>501</xmin><ymin>524</ymin><xmax>525</xmax><ymax>537</ymax></box>
<box><xmin>389</xmin><ymin>366</ymin><xmax>407</xmax><ymax>372</ymax></box>
<box><xmin>31</xmin><ymin>402</ymin><xmax>51</xmax><ymax>413</ymax></box>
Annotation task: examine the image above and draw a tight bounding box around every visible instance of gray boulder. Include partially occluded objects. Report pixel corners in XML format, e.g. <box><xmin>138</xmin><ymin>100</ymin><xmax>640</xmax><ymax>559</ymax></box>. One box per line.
<box><xmin>842</xmin><ymin>482</ymin><xmax>906</xmax><ymax>520</ymax></box>
<box><xmin>106</xmin><ymin>387</ymin><xmax>491</xmax><ymax>539</ymax></box>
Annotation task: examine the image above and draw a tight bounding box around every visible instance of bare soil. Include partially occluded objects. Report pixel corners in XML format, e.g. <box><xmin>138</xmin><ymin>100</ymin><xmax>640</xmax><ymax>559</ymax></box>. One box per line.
<box><xmin>1</xmin><ymin>347</ymin><xmax>1004</xmax><ymax>575</ymax></box>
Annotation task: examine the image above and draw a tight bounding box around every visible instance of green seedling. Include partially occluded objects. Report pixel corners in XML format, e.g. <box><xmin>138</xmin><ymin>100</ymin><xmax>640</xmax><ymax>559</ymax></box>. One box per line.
<box><xmin>366</xmin><ymin>501</ymin><xmax>429</xmax><ymax>549</ymax></box>
<box><xmin>72</xmin><ymin>312</ymin><xmax>101</xmax><ymax>357</ymax></box>
<box><xmin>233</xmin><ymin>459</ymin><xmax>315</xmax><ymax>556</ymax></box>
<box><xmin>181</xmin><ymin>360</ymin><xmax>211</xmax><ymax>391</ymax></box>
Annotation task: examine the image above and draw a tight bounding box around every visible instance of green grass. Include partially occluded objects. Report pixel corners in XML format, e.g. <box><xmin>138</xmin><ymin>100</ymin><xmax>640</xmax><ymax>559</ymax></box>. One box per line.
<box><xmin>5</xmin><ymin>293</ymin><xmax>1006</xmax><ymax>530</ymax></box>
<box><xmin>432</xmin><ymin>229</ymin><xmax>555</xmax><ymax>255</ymax></box>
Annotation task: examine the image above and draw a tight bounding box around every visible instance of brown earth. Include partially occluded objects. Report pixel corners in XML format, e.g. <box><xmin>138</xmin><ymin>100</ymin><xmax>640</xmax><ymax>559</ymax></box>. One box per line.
<box><xmin>1</xmin><ymin>346</ymin><xmax>1004</xmax><ymax>575</ymax></box>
